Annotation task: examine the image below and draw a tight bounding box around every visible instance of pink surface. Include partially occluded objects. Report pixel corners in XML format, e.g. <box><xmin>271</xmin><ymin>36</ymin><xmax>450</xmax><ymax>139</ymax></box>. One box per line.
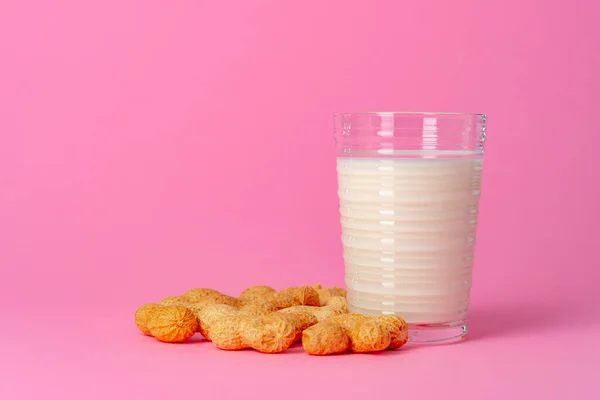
<box><xmin>1</xmin><ymin>0</ymin><xmax>599</xmax><ymax>399</ymax></box>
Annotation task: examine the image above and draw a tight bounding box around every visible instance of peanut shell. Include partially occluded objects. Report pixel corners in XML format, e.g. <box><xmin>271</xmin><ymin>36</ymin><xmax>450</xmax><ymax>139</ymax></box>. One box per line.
<box><xmin>158</xmin><ymin>296</ymin><xmax>189</xmax><ymax>306</ymax></box>
<box><xmin>240</xmin><ymin>299</ymin><xmax>278</xmax><ymax>316</ymax></box>
<box><xmin>376</xmin><ymin>315</ymin><xmax>408</xmax><ymax>349</ymax></box>
<box><xmin>285</xmin><ymin>311</ymin><xmax>319</xmax><ymax>342</ymax></box>
<box><xmin>349</xmin><ymin>320</ymin><xmax>391</xmax><ymax>353</ymax></box>
<box><xmin>302</xmin><ymin>322</ymin><xmax>349</xmax><ymax>355</ymax></box>
<box><xmin>135</xmin><ymin>303</ymin><xmax>161</xmax><ymax>336</ymax></box>
<box><xmin>209</xmin><ymin>315</ymin><xmax>252</xmax><ymax>350</ymax></box>
<box><xmin>147</xmin><ymin>305</ymin><xmax>198</xmax><ymax>343</ymax></box>
<box><xmin>314</xmin><ymin>285</ymin><xmax>347</xmax><ymax>306</ymax></box>
<box><xmin>325</xmin><ymin>296</ymin><xmax>348</xmax><ymax>313</ymax></box>
<box><xmin>243</xmin><ymin>314</ymin><xmax>297</xmax><ymax>353</ymax></box>
<box><xmin>327</xmin><ymin>314</ymin><xmax>390</xmax><ymax>352</ymax></box>
<box><xmin>276</xmin><ymin>286</ymin><xmax>320</xmax><ymax>307</ymax></box>
<box><xmin>181</xmin><ymin>288</ymin><xmax>222</xmax><ymax>303</ymax></box>
<box><xmin>279</xmin><ymin>304</ymin><xmax>346</xmax><ymax>322</ymax></box>
<box><xmin>239</xmin><ymin>285</ymin><xmax>276</xmax><ymax>299</ymax></box>
<box><xmin>194</xmin><ymin>303</ymin><xmax>242</xmax><ymax>340</ymax></box>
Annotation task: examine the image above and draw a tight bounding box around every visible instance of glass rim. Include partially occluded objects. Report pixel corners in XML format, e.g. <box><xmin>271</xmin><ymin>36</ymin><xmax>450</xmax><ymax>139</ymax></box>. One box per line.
<box><xmin>334</xmin><ymin>111</ymin><xmax>486</xmax><ymax>118</ymax></box>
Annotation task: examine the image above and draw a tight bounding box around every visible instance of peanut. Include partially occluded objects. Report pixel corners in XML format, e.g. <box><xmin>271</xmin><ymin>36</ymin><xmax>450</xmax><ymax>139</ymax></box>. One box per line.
<box><xmin>312</xmin><ymin>284</ymin><xmax>347</xmax><ymax>306</ymax></box>
<box><xmin>197</xmin><ymin>304</ymin><xmax>309</xmax><ymax>353</ymax></box>
<box><xmin>243</xmin><ymin>314</ymin><xmax>298</xmax><ymax>353</ymax></box>
<box><xmin>300</xmin><ymin>316</ymin><xmax>389</xmax><ymax>354</ymax></box>
<box><xmin>134</xmin><ymin>285</ymin><xmax>408</xmax><ymax>356</ymax></box>
<box><xmin>194</xmin><ymin>303</ymin><xmax>246</xmax><ymax>340</ymax></box>
<box><xmin>376</xmin><ymin>315</ymin><xmax>409</xmax><ymax>349</ymax></box>
<box><xmin>270</xmin><ymin>291</ymin><xmax>296</xmax><ymax>309</ymax></box>
<box><xmin>181</xmin><ymin>288</ymin><xmax>222</xmax><ymax>303</ymax></box>
<box><xmin>159</xmin><ymin>289</ymin><xmax>241</xmax><ymax>309</ymax></box>
<box><xmin>237</xmin><ymin>285</ymin><xmax>321</xmax><ymax>310</ymax></box>
<box><xmin>326</xmin><ymin>313</ymin><xmax>408</xmax><ymax>352</ymax></box>
<box><xmin>146</xmin><ymin>305</ymin><xmax>199</xmax><ymax>343</ymax></box>
<box><xmin>302</xmin><ymin>322</ymin><xmax>349</xmax><ymax>355</ymax></box>
<box><xmin>238</xmin><ymin>285</ymin><xmax>276</xmax><ymax>301</ymax></box>
<box><xmin>276</xmin><ymin>286</ymin><xmax>321</xmax><ymax>307</ymax></box>
<box><xmin>278</xmin><ymin>296</ymin><xmax>349</xmax><ymax>321</ymax></box>
<box><xmin>239</xmin><ymin>299</ymin><xmax>278</xmax><ymax>316</ymax></box>
<box><xmin>350</xmin><ymin>320</ymin><xmax>391</xmax><ymax>352</ymax></box>
<box><xmin>324</xmin><ymin>296</ymin><xmax>348</xmax><ymax>313</ymax></box>
<box><xmin>284</xmin><ymin>311</ymin><xmax>319</xmax><ymax>342</ymax></box>
<box><xmin>195</xmin><ymin>293</ymin><xmax>242</xmax><ymax>308</ymax></box>
<box><xmin>134</xmin><ymin>303</ymin><xmax>161</xmax><ymax>336</ymax></box>
<box><xmin>209</xmin><ymin>315</ymin><xmax>252</xmax><ymax>350</ymax></box>
<box><xmin>237</xmin><ymin>285</ymin><xmax>320</xmax><ymax>310</ymax></box>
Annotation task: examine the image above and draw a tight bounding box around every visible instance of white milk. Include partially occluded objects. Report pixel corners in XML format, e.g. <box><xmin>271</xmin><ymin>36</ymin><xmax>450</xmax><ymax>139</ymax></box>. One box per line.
<box><xmin>337</xmin><ymin>155</ymin><xmax>483</xmax><ymax>325</ymax></box>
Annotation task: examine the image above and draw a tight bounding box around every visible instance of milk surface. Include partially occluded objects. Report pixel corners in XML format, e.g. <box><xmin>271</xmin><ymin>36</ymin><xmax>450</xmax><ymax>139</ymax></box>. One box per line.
<box><xmin>337</xmin><ymin>155</ymin><xmax>483</xmax><ymax>324</ymax></box>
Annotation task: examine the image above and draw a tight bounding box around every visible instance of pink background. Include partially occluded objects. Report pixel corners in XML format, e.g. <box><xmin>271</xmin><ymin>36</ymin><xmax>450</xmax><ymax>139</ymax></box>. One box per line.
<box><xmin>1</xmin><ymin>0</ymin><xmax>599</xmax><ymax>399</ymax></box>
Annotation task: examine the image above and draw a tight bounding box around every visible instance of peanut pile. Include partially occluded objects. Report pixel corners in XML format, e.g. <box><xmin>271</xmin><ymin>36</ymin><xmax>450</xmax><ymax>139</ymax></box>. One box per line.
<box><xmin>134</xmin><ymin>284</ymin><xmax>408</xmax><ymax>355</ymax></box>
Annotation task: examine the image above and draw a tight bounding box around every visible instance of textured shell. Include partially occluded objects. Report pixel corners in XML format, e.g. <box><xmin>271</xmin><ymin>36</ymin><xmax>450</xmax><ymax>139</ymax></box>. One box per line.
<box><xmin>238</xmin><ymin>286</ymin><xmax>277</xmax><ymax>305</ymax></box>
<box><xmin>327</xmin><ymin>287</ymin><xmax>347</xmax><ymax>298</ymax></box>
<box><xmin>328</xmin><ymin>313</ymin><xmax>406</xmax><ymax>350</ymax></box>
<box><xmin>238</xmin><ymin>293</ymin><xmax>273</xmax><ymax>305</ymax></box>
<box><xmin>278</xmin><ymin>305</ymin><xmax>344</xmax><ymax>322</ymax></box>
<box><xmin>291</xmin><ymin>286</ymin><xmax>321</xmax><ymax>307</ymax></box>
<box><xmin>376</xmin><ymin>315</ymin><xmax>408</xmax><ymax>349</ymax></box>
<box><xmin>327</xmin><ymin>313</ymin><xmax>369</xmax><ymax>326</ymax></box>
<box><xmin>239</xmin><ymin>299</ymin><xmax>278</xmax><ymax>316</ymax></box>
<box><xmin>239</xmin><ymin>285</ymin><xmax>276</xmax><ymax>299</ymax></box>
<box><xmin>276</xmin><ymin>286</ymin><xmax>320</xmax><ymax>308</ymax></box>
<box><xmin>315</xmin><ymin>288</ymin><xmax>331</xmax><ymax>306</ymax></box>
<box><xmin>181</xmin><ymin>288</ymin><xmax>222</xmax><ymax>303</ymax></box>
<box><xmin>326</xmin><ymin>314</ymin><xmax>390</xmax><ymax>352</ymax></box>
<box><xmin>185</xmin><ymin>302</ymin><xmax>216</xmax><ymax>332</ymax></box>
<box><xmin>206</xmin><ymin>294</ymin><xmax>242</xmax><ymax>308</ymax></box>
<box><xmin>278</xmin><ymin>305</ymin><xmax>312</xmax><ymax>315</ymax></box>
<box><xmin>315</xmin><ymin>286</ymin><xmax>347</xmax><ymax>306</ymax></box>
<box><xmin>194</xmin><ymin>303</ymin><xmax>243</xmax><ymax>340</ymax></box>
<box><xmin>182</xmin><ymin>295</ymin><xmax>241</xmax><ymax>313</ymax></box>
<box><xmin>243</xmin><ymin>314</ymin><xmax>297</xmax><ymax>353</ymax></box>
<box><xmin>209</xmin><ymin>315</ymin><xmax>251</xmax><ymax>350</ymax></box>
<box><xmin>147</xmin><ymin>306</ymin><xmax>198</xmax><ymax>343</ymax></box>
<box><xmin>312</xmin><ymin>307</ymin><xmax>342</xmax><ymax>321</ymax></box>
<box><xmin>135</xmin><ymin>303</ymin><xmax>162</xmax><ymax>336</ymax></box>
<box><xmin>284</xmin><ymin>311</ymin><xmax>319</xmax><ymax>342</ymax></box>
<box><xmin>348</xmin><ymin>320</ymin><xmax>391</xmax><ymax>353</ymax></box>
<box><xmin>287</xmin><ymin>311</ymin><xmax>319</xmax><ymax>331</ymax></box>
<box><xmin>269</xmin><ymin>291</ymin><xmax>295</xmax><ymax>309</ymax></box>
<box><xmin>302</xmin><ymin>322</ymin><xmax>350</xmax><ymax>356</ymax></box>
<box><xmin>325</xmin><ymin>296</ymin><xmax>348</xmax><ymax>313</ymax></box>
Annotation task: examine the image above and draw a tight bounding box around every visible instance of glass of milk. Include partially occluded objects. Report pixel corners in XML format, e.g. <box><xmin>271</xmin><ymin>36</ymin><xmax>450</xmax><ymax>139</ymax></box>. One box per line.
<box><xmin>334</xmin><ymin>112</ymin><xmax>487</xmax><ymax>344</ymax></box>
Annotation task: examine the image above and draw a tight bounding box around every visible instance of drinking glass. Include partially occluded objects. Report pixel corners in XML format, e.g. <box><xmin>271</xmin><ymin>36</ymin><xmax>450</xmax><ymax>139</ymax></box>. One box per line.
<box><xmin>334</xmin><ymin>112</ymin><xmax>487</xmax><ymax>344</ymax></box>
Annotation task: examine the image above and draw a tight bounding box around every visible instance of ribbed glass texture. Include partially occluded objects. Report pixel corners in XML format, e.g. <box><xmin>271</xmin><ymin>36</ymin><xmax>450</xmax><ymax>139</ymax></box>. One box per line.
<box><xmin>333</xmin><ymin>112</ymin><xmax>487</xmax><ymax>344</ymax></box>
